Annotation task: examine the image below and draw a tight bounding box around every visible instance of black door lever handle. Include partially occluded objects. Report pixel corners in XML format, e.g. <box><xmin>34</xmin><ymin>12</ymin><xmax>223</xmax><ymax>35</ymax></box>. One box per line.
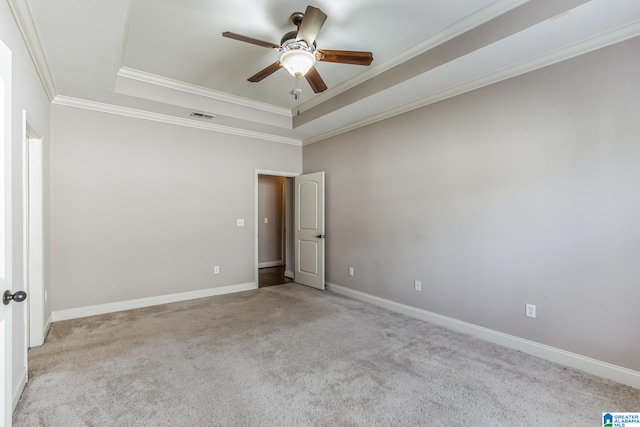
<box><xmin>315</xmin><ymin>234</ymin><xmax>326</xmax><ymax>239</ymax></box>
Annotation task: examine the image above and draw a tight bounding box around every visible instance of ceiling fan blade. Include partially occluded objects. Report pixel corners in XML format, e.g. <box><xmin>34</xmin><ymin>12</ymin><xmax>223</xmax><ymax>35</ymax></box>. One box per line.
<box><xmin>222</xmin><ymin>32</ymin><xmax>281</xmax><ymax>49</ymax></box>
<box><xmin>248</xmin><ymin>61</ymin><xmax>283</xmax><ymax>82</ymax></box>
<box><xmin>316</xmin><ymin>50</ymin><xmax>373</xmax><ymax>66</ymax></box>
<box><xmin>296</xmin><ymin>6</ymin><xmax>327</xmax><ymax>46</ymax></box>
<box><xmin>304</xmin><ymin>66</ymin><xmax>328</xmax><ymax>93</ymax></box>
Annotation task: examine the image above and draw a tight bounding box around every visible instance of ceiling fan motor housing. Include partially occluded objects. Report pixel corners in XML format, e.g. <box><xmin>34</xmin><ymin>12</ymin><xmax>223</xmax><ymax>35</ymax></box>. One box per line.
<box><xmin>280</xmin><ymin>32</ymin><xmax>316</xmax><ymax>49</ymax></box>
<box><xmin>280</xmin><ymin>30</ymin><xmax>299</xmax><ymax>46</ymax></box>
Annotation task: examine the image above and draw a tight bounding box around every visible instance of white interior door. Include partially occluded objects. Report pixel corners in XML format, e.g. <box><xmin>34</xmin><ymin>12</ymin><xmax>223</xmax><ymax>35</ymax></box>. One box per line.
<box><xmin>1</xmin><ymin>37</ymin><xmax>13</xmax><ymax>427</ymax></box>
<box><xmin>0</xmin><ymin>134</ymin><xmax>12</xmax><ymax>426</ymax></box>
<box><xmin>294</xmin><ymin>172</ymin><xmax>325</xmax><ymax>290</ymax></box>
<box><xmin>0</xmin><ymin>303</ymin><xmax>11</xmax><ymax>427</ymax></box>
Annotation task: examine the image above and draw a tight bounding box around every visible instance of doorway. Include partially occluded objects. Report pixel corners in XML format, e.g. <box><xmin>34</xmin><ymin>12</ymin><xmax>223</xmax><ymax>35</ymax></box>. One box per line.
<box><xmin>22</xmin><ymin>113</ymin><xmax>45</xmax><ymax>348</ymax></box>
<box><xmin>255</xmin><ymin>171</ymin><xmax>297</xmax><ymax>288</ymax></box>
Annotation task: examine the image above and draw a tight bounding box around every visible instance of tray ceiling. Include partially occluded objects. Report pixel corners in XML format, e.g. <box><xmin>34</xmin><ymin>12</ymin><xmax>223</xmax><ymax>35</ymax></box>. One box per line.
<box><xmin>11</xmin><ymin>0</ymin><xmax>640</xmax><ymax>144</ymax></box>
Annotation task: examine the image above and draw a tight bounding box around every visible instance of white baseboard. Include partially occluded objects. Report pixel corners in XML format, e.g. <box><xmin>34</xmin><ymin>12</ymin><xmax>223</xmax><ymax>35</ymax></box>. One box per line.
<box><xmin>284</xmin><ymin>270</ymin><xmax>294</xmax><ymax>279</ymax></box>
<box><xmin>12</xmin><ymin>366</ymin><xmax>27</xmax><ymax>413</ymax></box>
<box><xmin>29</xmin><ymin>312</ymin><xmax>52</xmax><ymax>348</ymax></box>
<box><xmin>52</xmin><ymin>282</ymin><xmax>258</xmax><ymax>322</ymax></box>
<box><xmin>258</xmin><ymin>261</ymin><xmax>283</xmax><ymax>268</ymax></box>
<box><xmin>326</xmin><ymin>282</ymin><xmax>640</xmax><ymax>390</ymax></box>
<box><xmin>43</xmin><ymin>312</ymin><xmax>52</xmax><ymax>341</ymax></box>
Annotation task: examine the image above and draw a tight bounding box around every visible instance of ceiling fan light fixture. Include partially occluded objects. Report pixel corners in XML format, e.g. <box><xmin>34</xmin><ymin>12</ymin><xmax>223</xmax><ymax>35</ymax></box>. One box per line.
<box><xmin>280</xmin><ymin>49</ymin><xmax>316</xmax><ymax>78</ymax></box>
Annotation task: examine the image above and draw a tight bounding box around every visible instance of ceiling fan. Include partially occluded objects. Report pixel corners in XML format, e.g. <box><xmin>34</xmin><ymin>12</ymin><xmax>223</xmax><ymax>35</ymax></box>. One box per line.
<box><xmin>222</xmin><ymin>5</ymin><xmax>373</xmax><ymax>93</ymax></box>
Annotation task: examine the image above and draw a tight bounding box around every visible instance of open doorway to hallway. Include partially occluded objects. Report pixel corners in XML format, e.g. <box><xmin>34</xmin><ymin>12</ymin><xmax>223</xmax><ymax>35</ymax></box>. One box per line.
<box><xmin>257</xmin><ymin>174</ymin><xmax>294</xmax><ymax>288</ymax></box>
<box><xmin>258</xmin><ymin>266</ymin><xmax>293</xmax><ymax>288</ymax></box>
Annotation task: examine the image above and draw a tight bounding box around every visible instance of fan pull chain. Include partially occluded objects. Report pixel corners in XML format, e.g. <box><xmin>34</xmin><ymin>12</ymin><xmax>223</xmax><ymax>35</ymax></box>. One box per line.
<box><xmin>294</xmin><ymin>77</ymin><xmax>302</xmax><ymax>116</ymax></box>
<box><xmin>297</xmin><ymin>78</ymin><xmax>300</xmax><ymax>116</ymax></box>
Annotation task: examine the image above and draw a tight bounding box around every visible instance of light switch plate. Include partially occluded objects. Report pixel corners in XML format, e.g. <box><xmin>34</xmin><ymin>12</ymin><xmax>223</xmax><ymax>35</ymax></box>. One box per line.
<box><xmin>526</xmin><ymin>304</ymin><xmax>536</xmax><ymax>318</ymax></box>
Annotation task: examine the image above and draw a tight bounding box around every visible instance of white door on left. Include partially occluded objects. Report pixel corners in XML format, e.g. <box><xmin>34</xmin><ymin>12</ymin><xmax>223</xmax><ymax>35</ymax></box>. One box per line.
<box><xmin>0</xmin><ymin>35</ymin><xmax>28</xmax><ymax>427</ymax></box>
<box><xmin>1</xmin><ymin>36</ymin><xmax>14</xmax><ymax>427</ymax></box>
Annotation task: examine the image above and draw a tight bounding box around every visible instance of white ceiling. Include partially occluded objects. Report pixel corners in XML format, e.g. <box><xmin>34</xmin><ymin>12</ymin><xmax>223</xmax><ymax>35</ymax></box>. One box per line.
<box><xmin>11</xmin><ymin>0</ymin><xmax>640</xmax><ymax>144</ymax></box>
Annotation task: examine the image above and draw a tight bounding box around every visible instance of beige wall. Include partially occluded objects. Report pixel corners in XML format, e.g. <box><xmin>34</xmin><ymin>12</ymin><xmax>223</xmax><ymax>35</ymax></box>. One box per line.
<box><xmin>1</xmin><ymin>0</ymin><xmax>52</xmax><ymax>403</ymax></box>
<box><xmin>303</xmin><ymin>37</ymin><xmax>640</xmax><ymax>371</ymax></box>
<box><xmin>258</xmin><ymin>175</ymin><xmax>285</xmax><ymax>266</ymax></box>
<box><xmin>50</xmin><ymin>105</ymin><xmax>301</xmax><ymax>310</ymax></box>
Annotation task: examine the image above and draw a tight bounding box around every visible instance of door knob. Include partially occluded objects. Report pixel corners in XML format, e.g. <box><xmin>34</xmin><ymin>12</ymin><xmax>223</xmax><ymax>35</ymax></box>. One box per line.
<box><xmin>315</xmin><ymin>234</ymin><xmax>326</xmax><ymax>239</ymax></box>
<box><xmin>3</xmin><ymin>290</ymin><xmax>27</xmax><ymax>305</ymax></box>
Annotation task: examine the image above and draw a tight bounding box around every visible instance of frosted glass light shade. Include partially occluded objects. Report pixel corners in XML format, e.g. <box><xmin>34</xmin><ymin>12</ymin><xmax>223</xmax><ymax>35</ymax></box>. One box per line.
<box><xmin>280</xmin><ymin>49</ymin><xmax>316</xmax><ymax>77</ymax></box>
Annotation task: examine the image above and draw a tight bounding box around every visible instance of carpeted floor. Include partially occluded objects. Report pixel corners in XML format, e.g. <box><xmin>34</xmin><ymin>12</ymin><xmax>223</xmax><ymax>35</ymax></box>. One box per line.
<box><xmin>13</xmin><ymin>284</ymin><xmax>640</xmax><ymax>426</ymax></box>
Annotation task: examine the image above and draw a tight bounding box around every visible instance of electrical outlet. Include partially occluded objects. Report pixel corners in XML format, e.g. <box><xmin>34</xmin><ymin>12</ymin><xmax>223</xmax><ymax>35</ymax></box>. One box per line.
<box><xmin>214</xmin><ymin>266</ymin><xmax>220</xmax><ymax>274</ymax></box>
<box><xmin>414</xmin><ymin>280</ymin><xmax>422</xmax><ymax>292</ymax></box>
<box><xmin>525</xmin><ymin>303</ymin><xmax>536</xmax><ymax>318</ymax></box>
<box><xmin>349</xmin><ymin>267</ymin><xmax>354</xmax><ymax>276</ymax></box>
<box><xmin>236</xmin><ymin>219</ymin><xmax>244</xmax><ymax>227</ymax></box>
<box><xmin>264</xmin><ymin>217</ymin><xmax>268</xmax><ymax>223</ymax></box>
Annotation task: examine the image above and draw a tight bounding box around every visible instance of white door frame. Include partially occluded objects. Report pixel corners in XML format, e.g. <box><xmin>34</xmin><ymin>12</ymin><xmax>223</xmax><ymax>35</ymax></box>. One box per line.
<box><xmin>254</xmin><ymin>169</ymin><xmax>299</xmax><ymax>287</ymax></box>
<box><xmin>22</xmin><ymin>112</ymin><xmax>45</xmax><ymax>348</ymax></box>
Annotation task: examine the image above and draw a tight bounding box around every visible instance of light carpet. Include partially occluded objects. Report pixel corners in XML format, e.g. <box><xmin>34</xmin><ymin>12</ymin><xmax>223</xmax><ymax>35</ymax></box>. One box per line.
<box><xmin>13</xmin><ymin>284</ymin><xmax>640</xmax><ymax>426</ymax></box>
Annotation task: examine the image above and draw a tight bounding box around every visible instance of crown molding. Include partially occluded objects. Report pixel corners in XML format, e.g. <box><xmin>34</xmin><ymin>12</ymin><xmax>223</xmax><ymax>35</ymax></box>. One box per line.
<box><xmin>52</xmin><ymin>95</ymin><xmax>302</xmax><ymax>146</ymax></box>
<box><xmin>117</xmin><ymin>0</ymin><xmax>135</xmax><ymax>71</ymax></box>
<box><xmin>302</xmin><ymin>21</ymin><xmax>640</xmax><ymax>146</ymax></box>
<box><xmin>298</xmin><ymin>0</ymin><xmax>529</xmax><ymax>114</ymax></box>
<box><xmin>118</xmin><ymin>67</ymin><xmax>293</xmax><ymax>117</ymax></box>
<box><xmin>7</xmin><ymin>0</ymin><xmax>57</xmax><ymax>101</ymax></box>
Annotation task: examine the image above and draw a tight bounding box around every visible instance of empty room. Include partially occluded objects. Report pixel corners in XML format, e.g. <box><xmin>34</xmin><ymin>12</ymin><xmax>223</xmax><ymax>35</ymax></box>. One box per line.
<box><xmin>2</xmin><ymin>0</ymin><xmax>640</xmax><ymax>425</ymax></box>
